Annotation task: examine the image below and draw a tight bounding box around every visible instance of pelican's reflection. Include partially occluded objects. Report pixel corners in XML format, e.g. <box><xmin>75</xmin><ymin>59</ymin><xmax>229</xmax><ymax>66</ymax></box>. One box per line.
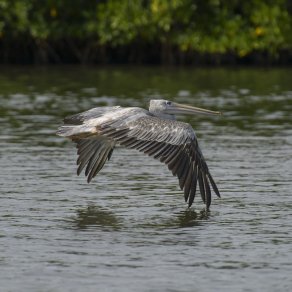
<box><xmin>73</xmin><ymin>204</ymin><xmax>121</xmax><ymax>230</ymax></box>
<box><xmin>161</xmin><ymin>208</ymin><xmax>210</xmax><ymax>229</ymax></box>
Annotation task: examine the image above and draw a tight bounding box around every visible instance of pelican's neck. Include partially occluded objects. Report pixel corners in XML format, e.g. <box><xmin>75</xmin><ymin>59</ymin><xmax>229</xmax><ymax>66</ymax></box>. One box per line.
<box><xmin>149</xmin><ymin>110</ymin><xmax>176</xmax><ymax>120</ymax></box>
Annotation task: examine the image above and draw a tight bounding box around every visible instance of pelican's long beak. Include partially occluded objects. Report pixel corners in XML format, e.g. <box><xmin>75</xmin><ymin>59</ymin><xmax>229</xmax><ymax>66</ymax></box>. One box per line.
<box><xmin>166</xmin><ymin>102</ymin><xmax>221</xmax><ymax>116</ymax></box>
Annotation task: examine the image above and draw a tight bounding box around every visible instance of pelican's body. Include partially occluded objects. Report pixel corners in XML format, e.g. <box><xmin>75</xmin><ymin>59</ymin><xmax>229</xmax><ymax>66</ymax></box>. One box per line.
<box><xmin>57</xmin><ymin>100</ymin><xmax>221</xmax><ymax>209</ymax></box>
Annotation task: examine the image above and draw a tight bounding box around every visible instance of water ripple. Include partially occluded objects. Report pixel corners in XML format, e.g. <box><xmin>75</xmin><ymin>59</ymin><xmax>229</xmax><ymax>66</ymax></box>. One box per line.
<box><xmin>1</xmin><ymin>66</ymin><xmax>292</xmax><ymax>292</ymax></box>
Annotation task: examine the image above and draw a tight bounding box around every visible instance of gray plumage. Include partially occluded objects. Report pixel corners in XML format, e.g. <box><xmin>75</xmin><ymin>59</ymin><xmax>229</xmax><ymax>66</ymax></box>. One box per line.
<box><xmin>57</xmin><ymin>99</ymin><xmax>221</xmax><ymax>209</ymax></box>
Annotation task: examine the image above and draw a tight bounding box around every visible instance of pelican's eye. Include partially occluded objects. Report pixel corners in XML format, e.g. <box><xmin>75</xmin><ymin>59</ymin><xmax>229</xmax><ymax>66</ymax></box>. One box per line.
<box><xmin>166</xmin><ymin>101</ymin><xmax>172</xmax><ymax>106</ymax></box>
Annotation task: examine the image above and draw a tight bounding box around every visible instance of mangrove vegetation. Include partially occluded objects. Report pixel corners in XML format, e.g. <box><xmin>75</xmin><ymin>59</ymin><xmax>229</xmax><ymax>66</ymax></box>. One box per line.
<box><xmin>0</xmin><ymin>0</ymin><xmax>291</xmax><ymax>64</ymax></box>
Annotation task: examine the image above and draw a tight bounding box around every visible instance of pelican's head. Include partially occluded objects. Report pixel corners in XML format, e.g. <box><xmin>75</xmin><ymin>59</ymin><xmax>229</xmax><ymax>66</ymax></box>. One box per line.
<box><xmin>149</xmin><ymin>99</ymin><xmax>221</xmax><ymax>120</ymax></box>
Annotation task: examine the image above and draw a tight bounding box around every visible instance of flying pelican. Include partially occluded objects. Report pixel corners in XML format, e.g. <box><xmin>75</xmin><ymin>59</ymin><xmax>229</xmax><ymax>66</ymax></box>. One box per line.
<box><xmin>57</xmin><ymin>100</ymin><xmax>221</xmax><ymax>209</ymax></box>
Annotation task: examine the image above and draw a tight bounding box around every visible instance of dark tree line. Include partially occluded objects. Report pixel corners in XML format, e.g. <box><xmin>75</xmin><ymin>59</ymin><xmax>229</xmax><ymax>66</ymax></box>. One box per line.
<box><xmin>0</xmin><ymin>0</ymin><xmax>291</xmax><ymax>65</ymax></box>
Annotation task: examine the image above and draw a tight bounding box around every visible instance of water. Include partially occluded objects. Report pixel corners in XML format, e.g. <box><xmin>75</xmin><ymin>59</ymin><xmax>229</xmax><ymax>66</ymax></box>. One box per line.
<box><xmin>0</xmin><ymin>66</ymin><xmax>292</xmax><ymax>291</ymax></box>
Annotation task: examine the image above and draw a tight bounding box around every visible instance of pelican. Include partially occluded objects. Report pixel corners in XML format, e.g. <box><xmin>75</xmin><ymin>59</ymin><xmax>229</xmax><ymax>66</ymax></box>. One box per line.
<box><xmin>57</xmin><ymin>100</ymin><xmax>221</xmax><ymax>209</ymax></box>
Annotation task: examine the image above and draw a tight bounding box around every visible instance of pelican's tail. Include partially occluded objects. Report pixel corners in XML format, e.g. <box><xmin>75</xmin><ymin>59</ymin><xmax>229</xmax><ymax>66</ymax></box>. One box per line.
<box><xmin>56</xmin><ymin>106</ymin><xmax>121</xmax><ymax>138</ymax></box>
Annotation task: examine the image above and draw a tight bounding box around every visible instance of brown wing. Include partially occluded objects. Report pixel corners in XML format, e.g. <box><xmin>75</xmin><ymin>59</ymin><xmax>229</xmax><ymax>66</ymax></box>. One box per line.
<box><xmin>100</xmin><ymin>115</ymin><xmax>220</xmax><ymax>209</ymax></box>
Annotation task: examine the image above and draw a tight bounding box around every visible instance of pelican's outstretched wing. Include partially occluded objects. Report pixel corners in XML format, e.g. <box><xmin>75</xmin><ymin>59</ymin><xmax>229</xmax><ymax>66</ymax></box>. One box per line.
<box><xmin>98</xmin><ymin>112</ymin><xmax>220</xmax><ymax>209</ymax></box>
<box><xmin>57</xmin><ymin>107</ymin><xmax>120</xmax><ymax>183</ymax></box>
<box><xmin>57</xmin><ymin>106</ymin><xmax>220</xmax><ymax>208</ymax></box>
<box><xmin>73</xmin><ymin>137</ymin><xmax>115</xmax><ymax>183</ymax></box>
<box><xmin>57</xmin><ymin>107</ymin><xmax>148</xmax><ymax>183</ymax></box>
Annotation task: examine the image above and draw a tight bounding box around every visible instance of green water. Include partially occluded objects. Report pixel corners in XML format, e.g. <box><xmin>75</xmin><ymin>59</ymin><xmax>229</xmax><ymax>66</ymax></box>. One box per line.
<box><xmin>0</xmin><ymin>66</ymin><xmax>291</xmax><ymax>291</ymax></box>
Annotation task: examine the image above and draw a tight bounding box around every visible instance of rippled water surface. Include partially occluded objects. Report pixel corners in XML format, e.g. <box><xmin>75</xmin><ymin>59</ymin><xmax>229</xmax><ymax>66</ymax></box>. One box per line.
<box><xmin>1</xmin><ymin>66</ymin><xmax>292</xmax><ymax>291</ymax></box>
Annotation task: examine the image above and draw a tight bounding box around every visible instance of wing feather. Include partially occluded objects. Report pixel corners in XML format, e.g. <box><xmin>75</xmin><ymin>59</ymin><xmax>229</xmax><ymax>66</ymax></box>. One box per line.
<box><xmin>188</xmin><ymin>164</ymin><xmax>198</xmax><ymax>207</ymax></box>
<box><xmin>203</xmin><ymin>172</ymin><xmax>212</xmax><ymax>209</ymax></box>
<box><xmin>64</xmin><ymin>106</ymin><xmax>121</xmax><ymax>125</ymax></box>
<box><xmin>74</xmin><ymin>137</ymin><xmax>115</xmax><ymax>181</ymax></box>
<box><xmin>85</xmin><ymin>145</ymin><xmax>104</xmax><ymax>176</ymax></box>
<box><xmin>207</xmin><ymin>173</ymin><xmax>221</xmax><ymax>198</ymax></box>
<box><xmin>165</xmin><ymin>146</ymin><xmax>182</xmax><ymax>165</ymax></box>
<box><xmin>153</xmin><ymin>143</ymin><xmax>171</xmax><ymax>159</ymax></box>
<box><xmin>178</xmin><ymin>157</ymin><xmax>189</xmax><ymax>189</ymax></box>
<box><xmin>198</xmin><ymin>171</ymin><xmax>205</xmax><ymax>203</ymax></box>
<box><xmin>144</xmin><ymin>142</ymin><xmax>163</xmax><ymax>156</ymax></box>
<box><xmin>99</xmin><ymin>115</ymin><xmax>220</xmax><ymax>208</ymax></box>
<box><xmin>77</xmin><ymin>141</ymin><xmax>101</xmax><ymax>174</ymax></box>
<box><xmin>77</xmin><ymin>140</ymin><xmax>97</xmax><ymax>162</ymax></box>
<box><xmin>184</xmin><ymin>162</ymin><xmax>193</xmax><ymax>202</ymax></box>
<box><xmin>160</xmin><ymin>146</ymin><xmax>178</xmax><ymax>162</ymax></box>
<box><xmin>169</xmin><ymin>151</ymin><xmax>185</xmax><ymax>175</ymax></box>
<box><xmin>87</xmin><ymin>146</ymin><xmax>112</xmax><ymax>183</ymax></box>
<box><xmin>58</xmin><ymin>106</ymin><xmax>220</xmax><ymax>208</ymax></box>
<box><xmin>118</xmin><ymin>137</ymin><xmax>137</xmax><ymax>146</ymax></box>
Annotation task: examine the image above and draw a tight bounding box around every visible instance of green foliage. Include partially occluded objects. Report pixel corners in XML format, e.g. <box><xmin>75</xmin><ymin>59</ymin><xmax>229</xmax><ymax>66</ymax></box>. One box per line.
<box><xmin>0</xmin><ymin>0</ymin><xmax>291</xmax><ymax>63</ymax></box>
<box><xmin>0</xmin><ymin>0</ymin><xmax>31</xmax><ymax>35</ymax></box>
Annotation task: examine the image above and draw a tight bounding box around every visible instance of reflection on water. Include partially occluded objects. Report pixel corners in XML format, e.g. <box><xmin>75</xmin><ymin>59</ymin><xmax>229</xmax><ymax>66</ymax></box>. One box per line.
<box><xmin>139</xmin><ymin>208</ymin><xmax>210</xmax><ymax>229</ymax></box>
<box><xmin>73</xmin><ymin>205</ymin><xmax>121</xmax><ymax>230</ymax></box>
<box><xmin>73</xmin><ymin>205</ymin><xmax>209</xmax><ymax>230</ymax></box>
<box><xmin>173</xmin><ymin>208</ymin><xmax>210</xmax><ymax>228</ymax></box>
<box><xmin>0</xmin><ymin>66</ymin><xmax>291</xmax><ymax>292</ymax></box>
